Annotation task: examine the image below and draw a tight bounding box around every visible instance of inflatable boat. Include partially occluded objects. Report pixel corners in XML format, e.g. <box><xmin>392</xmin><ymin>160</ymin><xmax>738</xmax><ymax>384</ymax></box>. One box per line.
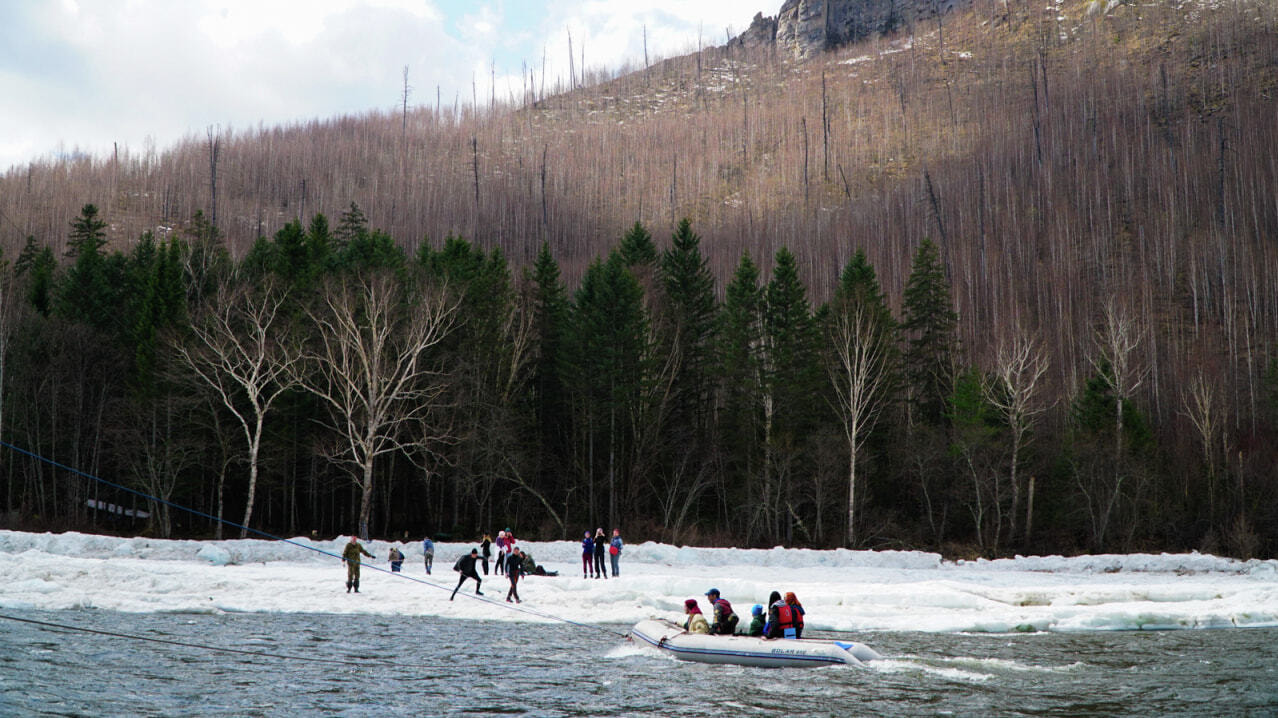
<box><xmin>628</xmin><ymin>618</ymin><xmax>881</xmax><ymax>668</ymax></box>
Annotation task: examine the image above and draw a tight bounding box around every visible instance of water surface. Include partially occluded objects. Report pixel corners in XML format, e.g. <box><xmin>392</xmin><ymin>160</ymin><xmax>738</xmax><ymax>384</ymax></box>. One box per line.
<box><xmin>1</xmin><ymin>610</ymin><xmax>1275</xmax><ymax>716</ymax></box>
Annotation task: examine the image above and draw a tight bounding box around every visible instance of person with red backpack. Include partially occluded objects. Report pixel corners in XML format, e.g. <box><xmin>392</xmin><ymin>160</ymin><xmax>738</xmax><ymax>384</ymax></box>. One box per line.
<box><xmin>704</xmin><ymin>588</ymin><xmax>739</xmax><ymax>635</ymax></box>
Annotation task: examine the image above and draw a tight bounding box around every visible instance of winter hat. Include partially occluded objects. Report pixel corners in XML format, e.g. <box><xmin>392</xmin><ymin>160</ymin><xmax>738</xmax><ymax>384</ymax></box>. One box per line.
<box><xmin>751</xmin><ymin>604</ymin><xmax>763</xmax><ymax>616</ymax></box>
<box><xmin>684</xmin><ymin>599</ymin><xmax>700</xmax><ymax>612</ymax></box>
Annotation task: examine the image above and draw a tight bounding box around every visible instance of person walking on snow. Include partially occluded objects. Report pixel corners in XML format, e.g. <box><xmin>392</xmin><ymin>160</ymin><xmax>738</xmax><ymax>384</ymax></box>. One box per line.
<box><xmin>592</xmin><ymin>528</ymin><xmax>607</xmax><ymax>579</ymax></box>
<box><xmin>342</xmin><ymin>536</ymin><xmax>374</xmax><ymax>593</ymax></box>
<box><xmin>480</xmin><ymin>534</ymin><xmax>493</xmax><ymax>575</ymax></box>
<box><xmin>422</xmin><ymin>536</ymin><xmax>435</xmax><ymax>574</ymax></box>
<box><xmin>450</xmin><ymin>549</ymin><xmax>483</xmax><ymax>600</ymax></box>
<box><xmin>581</xmin><ymin>531</ymin><xmax>594</xmax><ymax>578</ymax></box>
<box><xmin>506</xmin><ymin>548</ymin><xmax>524</xmax><ymax>603</ymax></box>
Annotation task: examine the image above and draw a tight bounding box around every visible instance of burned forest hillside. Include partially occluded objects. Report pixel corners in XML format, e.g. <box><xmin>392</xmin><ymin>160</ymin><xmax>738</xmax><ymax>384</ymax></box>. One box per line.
<box><xmin>3</xmin><ymin>0</ymin><xmax>1278</xmax><ymax>555</ymax></box>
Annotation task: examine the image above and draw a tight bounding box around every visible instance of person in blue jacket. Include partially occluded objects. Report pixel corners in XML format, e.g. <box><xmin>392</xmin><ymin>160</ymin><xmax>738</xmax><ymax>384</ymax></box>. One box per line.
<box><xmin>581</xmin><ymin>531</ymin><xmax>594</xmax><ymax>578</ymax></box>
<box><xmin>609</xmin><ymin>529</ymin><xmax>623</xmax><ymax>577</ymax></box>
<box><xmin>422</xmin><ymin>536</ymin><xmax>435</xmax><ymax>574</ymax></box>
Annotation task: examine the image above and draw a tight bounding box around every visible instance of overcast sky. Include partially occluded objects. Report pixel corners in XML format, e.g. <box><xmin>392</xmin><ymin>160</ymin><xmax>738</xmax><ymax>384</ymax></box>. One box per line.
<box><xmin>0</xmin><ymin>0</ymin><xmax>762</xmax><ymax>172</ymax></box>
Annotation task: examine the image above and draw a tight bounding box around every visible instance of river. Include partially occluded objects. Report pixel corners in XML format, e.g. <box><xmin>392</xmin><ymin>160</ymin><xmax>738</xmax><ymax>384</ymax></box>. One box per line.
<box><xmin>1</xmin><ymin>610</ymin><xmax>1275</xmax><ymax>716</ymax></box>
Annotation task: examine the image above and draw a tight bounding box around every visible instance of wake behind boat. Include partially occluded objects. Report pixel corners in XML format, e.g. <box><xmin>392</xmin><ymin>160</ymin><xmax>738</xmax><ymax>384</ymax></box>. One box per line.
<box><xmin>629</xmin><ymin>618</ymin><xmax>881</xmax><ymax>668</ymax></box>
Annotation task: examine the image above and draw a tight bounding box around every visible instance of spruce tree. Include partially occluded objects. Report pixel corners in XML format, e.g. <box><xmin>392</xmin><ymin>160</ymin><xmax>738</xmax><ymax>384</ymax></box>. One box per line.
<box><xmin>901</xmin><ymin>239</ymin><xmax>958</xmax><ymax>427</ymax></box>
<box><xmin>660</xmin><ymin>218</ymin><xmax>718</xmax><ymax>442</ymax></box>
<box><xmin>56</xmin><ymin>204</ymin><xmax>117</xmax><ymax>331</ymax></box>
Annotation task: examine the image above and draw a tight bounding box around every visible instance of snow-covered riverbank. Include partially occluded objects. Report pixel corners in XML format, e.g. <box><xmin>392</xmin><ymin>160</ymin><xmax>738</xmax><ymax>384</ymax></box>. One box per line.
<box><xmin>3</xmin><ymin>530</ymin><xmax>1276</xmax><ymax>632</ymax></box>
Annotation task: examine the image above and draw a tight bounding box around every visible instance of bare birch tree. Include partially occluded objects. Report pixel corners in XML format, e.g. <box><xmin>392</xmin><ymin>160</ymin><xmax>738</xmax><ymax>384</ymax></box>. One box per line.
<box><xmin>1081</xmin><ymin>300</ymin><xmax>1148</xmax><ymax>549</ymax></box>
<box><xmin>984</xmin><ymin>327</ymin><xmax>1052</xmax><ymax>545</ymax></box>
<box><xmin>826</xmin><ymin>307</ymin><xmax>891</xmax><ymax>547</ymax></box>
<box><xmin>172</xmin><ymin>280</ymin><xmax>299</xmax><ymax>538</ymax></box>
<box><xmin>1181</xmin><ymin>372</ymin><xmax>1223</xmax><ymax>523</ymax></box>
<box><xmin>297</xmin><ymin>272</ymin><xmax>458</xmax><ymax>540</ymax></box>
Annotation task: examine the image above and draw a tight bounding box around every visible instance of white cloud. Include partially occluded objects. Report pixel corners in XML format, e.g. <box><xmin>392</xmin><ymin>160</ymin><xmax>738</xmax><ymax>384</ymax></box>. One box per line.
<box><xmin>0</xmin><ymin>0</ymin><xmax>762</xmax><ymax>171</ymax></box>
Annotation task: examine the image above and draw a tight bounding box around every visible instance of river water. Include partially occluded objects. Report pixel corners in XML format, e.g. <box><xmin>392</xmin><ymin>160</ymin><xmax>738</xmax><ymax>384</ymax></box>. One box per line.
<box><xmin>1</xmin><ymin>610</ymin><xmax>1275</xmax><ymax>716</ymax></box>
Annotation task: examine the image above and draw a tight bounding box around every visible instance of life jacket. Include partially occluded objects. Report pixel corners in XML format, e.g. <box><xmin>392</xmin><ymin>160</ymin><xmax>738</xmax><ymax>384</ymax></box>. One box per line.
<box><xmin>775</xmin><ymin>603</ymin><xmax>798</xmax><ymax>630</ymax></box>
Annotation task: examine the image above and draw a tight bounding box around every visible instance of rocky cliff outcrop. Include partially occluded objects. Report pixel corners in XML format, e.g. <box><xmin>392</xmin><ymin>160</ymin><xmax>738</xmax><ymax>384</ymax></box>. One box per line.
<box><xmin>736</xmin><ymin>0</ymin><xmax>972</xmax><ymax>59</ymax></box>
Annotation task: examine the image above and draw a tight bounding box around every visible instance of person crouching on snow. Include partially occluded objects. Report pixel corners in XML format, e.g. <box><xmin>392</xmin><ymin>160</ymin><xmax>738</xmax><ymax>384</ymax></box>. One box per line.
<box><xmin>683</xmin><ymin>599</ymin><xmax>710</xmax><ymax>634</ymax></box>
<box><xmin>388</xmin><ymin>546</ymin><xmax>404</xmax><ymax>572</ymax></box>
<box><xmin>342</xmin><ymin>536</ymin><xmax>375</xmax><ymax>593</ymax></box>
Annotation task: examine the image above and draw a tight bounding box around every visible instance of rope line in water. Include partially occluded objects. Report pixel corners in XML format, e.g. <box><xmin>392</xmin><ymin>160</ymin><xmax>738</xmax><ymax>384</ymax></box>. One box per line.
<box><xmin>0</xmin><ymin>440</ymin><xmax>628</xmax><ymax>641</ymax></box>
<box><xmin>0</xmin><ymin>612</ymin><xmax>383</xmax><ymax>667</ymax></box>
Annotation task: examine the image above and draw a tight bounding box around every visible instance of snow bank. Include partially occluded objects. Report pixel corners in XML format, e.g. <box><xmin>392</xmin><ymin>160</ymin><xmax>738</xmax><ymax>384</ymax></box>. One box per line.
<box><xmin>2</xmin><ymin>530</ymin><xmax>1275</xmax><ymax>633</ymax></box>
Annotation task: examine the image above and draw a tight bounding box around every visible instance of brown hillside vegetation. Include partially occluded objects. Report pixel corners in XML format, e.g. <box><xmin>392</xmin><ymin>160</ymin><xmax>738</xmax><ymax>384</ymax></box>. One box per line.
<box><xmin>3</xmin><ymin>0</ymin><xmax>1278</xmax><ymax>439</ymax></box>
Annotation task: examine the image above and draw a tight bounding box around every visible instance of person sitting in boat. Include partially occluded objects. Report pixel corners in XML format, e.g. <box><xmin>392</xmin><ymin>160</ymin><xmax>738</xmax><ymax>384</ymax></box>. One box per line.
<box><xmin>683</xmin><ymin>599</ymin><xmax>710</xmax><ymax>634</ymax></box>
<box><xmin>785</xmin><ymin>591</ymin><xmax>806</xmax><ymax>639</ymax></box>
<box><xmin>762</xmin><ymin>591</ymin><xmax>781</xmax><ymax>635</ymax></box>
<box><xmin>746</xmin><ymin>604</ymin><xmax>765</xmax><ymax>636</ymax></box>
<box><xmin>766</xmin><ymin>592</ymin><xmax>801</xmax><ymax>639</ymax></box>
<box><xmin>704</xmin><ymin>588</ymin><xmax>739</xmax><ymax>635</ymax></box>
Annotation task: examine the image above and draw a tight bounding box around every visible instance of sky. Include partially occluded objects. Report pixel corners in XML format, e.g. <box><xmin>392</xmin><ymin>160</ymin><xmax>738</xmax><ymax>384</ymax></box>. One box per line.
<box><xmin>0</xmin><ymin>0</ymin><xmax>761</xmax><ymax>172</ymax></box>
<box><xmin>4</xmin><ymin>529</ymin><xmax>1276</xmax><ymax>633</ymax></box>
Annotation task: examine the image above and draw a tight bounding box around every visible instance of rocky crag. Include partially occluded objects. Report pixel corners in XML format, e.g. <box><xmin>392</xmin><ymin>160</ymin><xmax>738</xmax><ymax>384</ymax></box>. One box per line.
<box><xmin>736</xmin><ymin>0</ymin><xmax>973</xmax><ymax>59</ymax></box>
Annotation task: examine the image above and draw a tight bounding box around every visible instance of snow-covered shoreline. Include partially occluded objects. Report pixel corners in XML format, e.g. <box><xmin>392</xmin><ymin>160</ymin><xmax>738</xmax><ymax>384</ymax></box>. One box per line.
<box><xmin>3</xmin><ymin>530</ymin><xmax>1276</xmax><ymax>633</ymax></box>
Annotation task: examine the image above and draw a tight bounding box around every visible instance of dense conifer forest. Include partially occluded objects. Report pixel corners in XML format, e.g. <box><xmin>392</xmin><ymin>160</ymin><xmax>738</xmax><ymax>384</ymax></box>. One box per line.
<box><xmin>1</xmin><ymin>0</ymin><xmax>1276</xmax><ymax>557</ymax></box>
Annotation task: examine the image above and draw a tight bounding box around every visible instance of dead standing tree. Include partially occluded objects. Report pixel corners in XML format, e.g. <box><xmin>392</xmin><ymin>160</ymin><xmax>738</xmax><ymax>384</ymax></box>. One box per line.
<box><xmin>296</xmin><ymin>272</ymin><xmax>459</xmax><ymax>540</ymax></box>
<box><xmin>172</xmin><ymin>280</ymin><xmax>299</xmax><ymax>539</ymax></box>
<box><xmin>1081</xmin><ymin>300</ymin><xmax>1149</xmax><ymax>550</ymax></box>
<box><xmin>826</xmin><ymin>307</ymin><xmax>891</xmax><ymax>548</ymax></box>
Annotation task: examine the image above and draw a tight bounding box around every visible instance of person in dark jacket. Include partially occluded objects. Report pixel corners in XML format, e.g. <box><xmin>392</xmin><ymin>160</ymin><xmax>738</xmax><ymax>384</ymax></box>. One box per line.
<box><xmin>342</xmin><ymin>536</ymin><xmax>374</xmax><ymax>593</ymax></box>
<box><xmin>581</xmin><ymin>531</ymin><xmax>594</xmax><ymax>578</ymax></box>
<box><xmin>450</xmin><ymin>549</ymin><xmax>483</xmax><ymax>600</ymax></box>
<box><xmin>762</xmin><ymin>591</ymin><xmax>782</xmax><ymax>635</ymax></box>
<box><xmin>480</xmin><ymin>534</ymin><xmax>493</xmax><ymax>575</ymax></box>
<box><xmin>746</xmin><ymin>604</ymin><xmax>765</xmax><ymax>636</ymax></box>
<box><xmin>705</xmin><ymin>588</ymin><xmax>738</xmax><ymax>635</ymax></box>
<box><xmin>506</xmin><ymin>548</ymin><xmax>523</xmax><ymax>603</ymax></box>
<box><xmin>592</xmin><ymin>528</ymin><xmax>607</xmax><ymax>579</ymax></box>
<box><xmin>766</xmin><ymin>592</ymin><xmax>800</xmax><ymax>639</ymax></box>
<box><xmin>387</xmin><ymin>546</ymin><xmax>404</xmax><ymax>573</ymax></box>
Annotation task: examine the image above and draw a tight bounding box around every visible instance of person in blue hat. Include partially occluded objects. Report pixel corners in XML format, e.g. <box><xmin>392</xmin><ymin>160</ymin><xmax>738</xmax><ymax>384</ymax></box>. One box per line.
<box><xmin>704</xmin><ymin>588</ymin><xmax>738</xmax><ymax>635</ymax></box>
<box><xmin>747</xmin><ymin>604</ymin><xmax>765</xmax><ymax>636</ymax></box>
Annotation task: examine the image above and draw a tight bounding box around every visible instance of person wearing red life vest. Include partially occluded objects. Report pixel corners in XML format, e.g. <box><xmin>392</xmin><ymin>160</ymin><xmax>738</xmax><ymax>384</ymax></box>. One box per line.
<box><xmin>784</xmin><ymin>591</ymin><xmax>805</xmax><ymax>639</ymax></box>
<box><xmin>765</xmin><ymin>590</ymin><xmax>801</xmax><ymax>639</ymax></box>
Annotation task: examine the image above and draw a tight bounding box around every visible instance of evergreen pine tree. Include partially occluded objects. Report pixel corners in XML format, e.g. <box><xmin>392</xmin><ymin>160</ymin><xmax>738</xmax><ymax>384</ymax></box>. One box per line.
<box><xmin>901</xmin><ymin>239</ymin><xmax>958</xmax><ymax>427</ymax></box>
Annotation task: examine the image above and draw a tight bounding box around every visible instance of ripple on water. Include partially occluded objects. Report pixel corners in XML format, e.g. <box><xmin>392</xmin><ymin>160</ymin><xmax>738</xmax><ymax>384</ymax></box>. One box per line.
<box><xmin>2</xmin><ymin>611</ymin><xmax>1277</xmax><ymax>716</ymax></box>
